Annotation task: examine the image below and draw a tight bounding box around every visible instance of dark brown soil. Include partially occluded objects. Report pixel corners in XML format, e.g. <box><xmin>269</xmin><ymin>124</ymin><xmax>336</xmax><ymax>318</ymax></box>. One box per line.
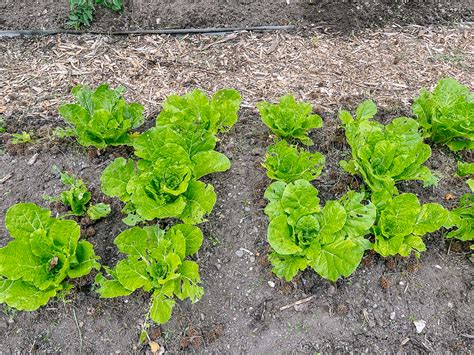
<box><xmin>0</xmin><ymin>104</ymin><xmax>472</xmax><ymax>353</ymax></box>
<box><xmin>0</xmin><ymin>0</ymin><xmax>473</xmax><ymax>33</ymax></box>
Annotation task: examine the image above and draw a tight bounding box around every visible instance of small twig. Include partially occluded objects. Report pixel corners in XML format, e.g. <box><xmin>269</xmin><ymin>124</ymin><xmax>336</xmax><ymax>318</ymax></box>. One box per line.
<box><xmin>460</xmin><ymin>334</ymin><xmax>474</xmax><ymax>339</ymax></box>
<box><xmin>72</xmin><ymin>308</ymin><xmax>83</xmax><ymax>355</ymax></box>
<box><xmin>279</xmin><ymin>295</ymin><xmax>314</xmax><ymax>311</ymax></box>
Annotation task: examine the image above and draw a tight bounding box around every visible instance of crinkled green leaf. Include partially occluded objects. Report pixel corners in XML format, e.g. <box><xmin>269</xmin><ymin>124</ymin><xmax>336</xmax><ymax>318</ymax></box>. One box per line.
<box><xmin>263</xmin><ymin>140</ymin><xmax>325</xmax><ymax>183</ymax></box>
<box><xmin>101</xmin><ymin>157</ymin><xmax>135</xmax><ymax>200</ymax></box>
<box><xmin>257</xmin><ymin>95</ymin><xmax>323</xmax><ymax>145</ymax></box>
<box><xmin>179</xmin><ymin>181</ymin><xmax>216</xmax><ymax>225</ymax></box>
<box><xmin>281</xmin><ymin>179</ymin><xmax>320</xmax><ymax>225</ymax></box>
<box><xmin>0</xmin><ymin>279</ymin><xmax>57</xmax><ymax>311</ymax></box>
<box><xmin>5</xmin><ymin>203</ymin><xmax>51</xmax><ymax>239</ymax></box>
<box><xmin>268</xmin><ymin>253</ymin><xmax>309</xmax><ymax>282</ymax></box>
<box><xmin>267</xmin><ymin>215</ymin><xmax>300</xmax><ymax>255</ymax></box>
<box><xmin>87</xmin><ymin>203</ymin><xmax>111</xmax><ymax>221</ymax></box>
<box><xmin>191</xmin><ymin>150</ymin><xmax>231</xmax><ymax>179</ymax></box>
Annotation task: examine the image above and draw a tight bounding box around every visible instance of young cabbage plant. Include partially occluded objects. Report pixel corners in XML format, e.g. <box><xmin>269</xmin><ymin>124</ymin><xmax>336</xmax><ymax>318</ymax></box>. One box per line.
<box><xmin>0</xmin><ymin>203</ymin><xmax>100</xmax><ymax>311</ymax></box>
<box><xmin>373</xmin><ymin>193</ymin><xmax>449</xmax><ymax>257</ymax></box>
<box><xmin>257</xmin><ymin>95</ymin><xmax>323</xmax><ymax>146</ymax></box>
<box><xmin>263</xmin><ymin>140</ymin><xmax>325</xmax><ymax>183</ymax></box>
<box><xmin>101</xmin><ymin>157</ymin><xmax>216</xmax><ymax>226</ymax></box>
<box><xmin>412</xmin><ymin>78</ymin><xmax>473</xmax><ymax>152</ymax></box>
<box><xmin>44</xmin><ymin>168</ymin><xmax>111</xmax><ymax>220</ymax></box>
<box><xmin>339</xmin><ymin>100</ymin><xmax>437</xmax><ymax>206</ymax></box>
<box><xmin>95</xmin><ymin>224</ymin><xmax>203</xmax><ymax>324</ymax></box>
<box><xmin>157</xmin><ymin>89</ymin><xmax>241</xmax><ymax>135</ymax></box>
<box><xmin>264</xmin><ymin>180</ymin><xmax>376</xmax><ymax>282</ymax></box>
<box><xmin>59</xmin><ymin>84</ymin><xmax>144</xmax><ymax>149</ymax></box>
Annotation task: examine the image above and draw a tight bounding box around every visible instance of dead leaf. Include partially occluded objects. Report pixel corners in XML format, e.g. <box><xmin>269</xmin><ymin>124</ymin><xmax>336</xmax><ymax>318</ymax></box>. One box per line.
<box><xmin>149</xmin><ymin>341</ymin><xmax>161</xmax><ymax>354</ymax></box>
<box><xmin>444</xmin><ymin>193</ymin><xmax>454</xmax><ymax>201</ymax></box>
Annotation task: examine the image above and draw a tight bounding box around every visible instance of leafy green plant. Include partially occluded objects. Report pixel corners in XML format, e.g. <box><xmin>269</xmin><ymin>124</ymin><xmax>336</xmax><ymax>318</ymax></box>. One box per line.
<box><xmin>101</xmin><ymin>89</ymin><xmax>240</xmax><ymax>225</ymax></box>
<box><xmin>0</xmin><ymin>203</ymin><xmax>99</xmax><ymax>310</ymax></box>
<box><xmin>339</xmin><ymin>100</ymin><xmax>437</xmax><ymax>206</ymax></box>
<box><xmin>412</xmin><ymin>78</ymin><xmax>473</xmax><ymax>151</ymax></box>
<box><xmin>373</xmin><ymin>193</ymin><xmax>449</xmax><ymax>257</ymax></box>
<box><xmin>67</xmin><ymin>0</ymin><xmax>94</xmax><ymax>29</ymax></box>
<box><xmin>157</xmin><ymin>89</ymin><xmax>241</xmax><ymax>135</ymax></box>
<box><xmin>101</xmin><ymin>157</ymin><xmax>216</xmax><ymax>226</ymax></box>
<box><xmin>263</xmin><ymin>140</ymin><xmax>325</xmax><ymax>183</ymax></box>
<box><xmin>257</xmin><ymin>95</ymin><xmax>323</xmax><ymax>146</ymax></box>
<box><xmin>96</xmin><ymin>0</ymin><xmax>123</xmax><ymax>12</ymax></box>
<box><xmin>87</xmin><ymin>203</ymin><xmax>112</xmax><ymax>221</ymax></box>
<box><xmin>45</xmin><ymin>168</ymin><xmax>110</xmax><ymax>220</ymax></box>
<box><xmin>264</xmin><ymin>180</ymin><xmax>376</xmax><ymax>281</ymax></box>
<box><xmin>0</xmin><ymin>117</ymin><xmax>5</xmax><ymax>133</ymax></box>
<box><xmin>10</xmin><ymin>132</ymin><xmax>33</xmax><ymax>144</ymax></box>
<box><xmin>95</xmin><ymin>224</ymin><xmax>203</xmax><ymax>324</ymax></box>
<box><xmin>457</xmin><ymin>162</ymin><xmax>474</xmax><ymax>177</ymax></box>
<box><xmin>59</xmin><ymin>84</ymin><xmax>144</xmax><ymax>149</ymax></box>
<box><xmin>45</xmin><ymin>169</ymin><xmax>91</xmax><ymax>216</ymax></box>
<box><xmin>445</xmin><ymin>182</ymin><xmax>473</xmax><ymax>242</ymax></box>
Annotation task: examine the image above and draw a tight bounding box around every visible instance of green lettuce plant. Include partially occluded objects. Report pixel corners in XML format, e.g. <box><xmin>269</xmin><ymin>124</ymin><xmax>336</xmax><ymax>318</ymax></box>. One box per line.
<box><xmin>339</xmin><ymin>100</ymin><xmax>437</xmax><ymax>206</ymax></box>
<box><xmin>59</xmin><ymin>84</ymin><xmax>144</xmax><ymax>149</ymax></box>
<box><xmin>263</xmin><ymin>140</ymin><xmax>325</xmax><ymax>183</ymax></box>
<box><xmin>457</xmin><ymin>162</ymin><xmax>474</xmax><ymax>177</ymax></box>
<box><xmin>373</xmin><ymin>193</ymin><xmax>449</xmax><ymax>257</ymax></box>
<box><xmin>101</xmin><ymin>89</ymin><xmax>240</xmax><ymax>226</ymax></box>
<box><xmin>157</xmin><ymin>89</ymin><xmax>241</xmax><ymax>135</ymax></box>
<box><xmin>0</xmin><ymin>203</ymin><xmax>99</xmax><ymax>310</ymax></box>
<box><xmin>44</xmin><ymin>168</ymin><xmax>111</xmax><ymax>220</ymax></box>
<box><xmin>412</xmin><ymin>78</ymin><xmax>473</xmax><ymax>151</ymax></box>
<box><xmin>264</xmin><ymin>180</ymin><xmax>376</xmax><ymax>281</ymax></box>
<box><xmin>445</xmin><ymin>181</ymin><xmax>473</xmax><ymax>242</ymax></box>
<box><xmin>96</xmin><ymin>224</ymin><xmax>203</xmax><ymax>324</ymax></box>
<box><xmin>257</xmin><ymin>95</ymin><xmax>323</xmax><ymax>146</ymax></box>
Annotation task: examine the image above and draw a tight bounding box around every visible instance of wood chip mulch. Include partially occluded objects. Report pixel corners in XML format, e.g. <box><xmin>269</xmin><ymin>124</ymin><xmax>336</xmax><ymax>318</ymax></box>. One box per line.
<box><xmin>0</xmin><ymin>24</ymin><xmax>472</xmax><ymax>122</ymax></box>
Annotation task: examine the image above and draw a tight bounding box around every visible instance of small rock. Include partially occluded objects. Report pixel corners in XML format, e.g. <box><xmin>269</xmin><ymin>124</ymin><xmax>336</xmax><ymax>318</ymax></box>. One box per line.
<box><xmin>268</xmin><ymin>281</ymin><xmax>275</xmax><ymax>288</ymax></box>
<box><xmin>215</xmin><ymin>263</ymin><xmax>222</xmax><ymax>271</ymax></box>
<box><xmin>244</xmin><ymin>207</ymin><xmax>250</xmax><ymax>212</ymax></box>
<box><xmin>401</xmin><ymin>337</ymin><xmax>410</xmax><ymax>346</ymax></box>
<box><xmin>235</xmin><ymin>250</ymin><xmax>244</xmax><ymax>258</ymax></box>
<box><xmin>200</xmin><ymin>313</ymin><xmax>205</xmax><ymax>321</ymax></box>
<box><xmin>390</xmin><ymin>311</ymin><xmax>396</xmax><ymax>320</ymax></box>
<box><xmin>434</xmin><ymin>265</ymin><xmax>442</xmax><ymax>270</ymax></box>
<box><xmin>413</xmin><ymin>319</ymin><xmax>426</xmax><ymax>333</ymax></box>
<box><xmin>249</xmin><ymin>256</ymin><xmax>255</xmax><ymax>263</ymax></box>
<box><xmin>327</xmin><ymin>285</ymin><xmax>336</xmax><ymax>295</ymax></box>
<box><xmin>447</xmin><ymin>302</ymin><xmax>454</xmax><ymax>308</ymax></box>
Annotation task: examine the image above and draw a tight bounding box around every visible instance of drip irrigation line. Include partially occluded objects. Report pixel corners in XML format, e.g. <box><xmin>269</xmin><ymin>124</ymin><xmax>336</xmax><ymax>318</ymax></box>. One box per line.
<box><xmin>0</xmin><ymin>25</ymin><xmax>296</xmax><ymax>38</ymax></box>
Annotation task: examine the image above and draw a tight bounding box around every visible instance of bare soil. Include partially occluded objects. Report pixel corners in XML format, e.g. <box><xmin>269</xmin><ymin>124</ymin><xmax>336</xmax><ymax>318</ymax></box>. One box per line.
<box><xmin>0</xmin><ymin>0</ymin><xmax>473</xmax><ymax>33</ymax></box>
<box><xmin>0</xmin><ymin>26</ymin><xmax>473</xmax><ymax>353</ymax></box>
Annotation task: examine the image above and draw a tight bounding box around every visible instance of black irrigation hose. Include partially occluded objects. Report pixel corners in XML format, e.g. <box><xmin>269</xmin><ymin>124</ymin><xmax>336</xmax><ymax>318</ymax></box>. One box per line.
<box><xmin>0</xmin><ymin>25</ymin><xmax>296</xmax><ymax>38</ymax></box>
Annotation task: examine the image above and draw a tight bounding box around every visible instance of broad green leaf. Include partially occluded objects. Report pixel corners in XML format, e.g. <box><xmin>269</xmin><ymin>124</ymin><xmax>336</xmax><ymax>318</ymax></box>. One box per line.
<box><xmin>281</xmin><ymin>179</ymin><xmax>320</xmax><ymax>225</ymax></box>
<box><xmin>318</xmin><ymin>201</ymin><xmax>347</xmax><ymax>243</ymax></box>
<box><xmin>175</xmin><ymin>261</ymin><xmax>203</xmax><ymax>302</ymax></box>
<box><xmin>191</xmin><ymin>151</ymin><xmax>231</xmax><ymax>179</ymax></box>
<box><xmin>95</xmin><ymin>274</ymin><xmax>134</xmax><ymax>298</ymax></box>
<box><xmin>114</xmin><ymin>227</ymin><xmax>148</xmax><ymax>258</ymax></box>
<box><xmin>355</xmin><ymin>100</ymin><xmax>377</xmax><ymax>121</ymax></box>
<box><xmin>0</xmin><ymin>279</ymin><xmax>57</xmax><ymax>311</ymax></box>
<box><xmin>340</xmin><ymin>191</ymin><xmax>376</xmax><ymax>237</ymax></box>
<box><xmin>68</xmin><ymin>240</ymin><xmax>100</xmax><ymax>278</ymax></box>
<box><xmin>267</xmin><ymin>215</ymin><xmax>301</xmax><ymax>255</ymax></box>
<box><xmin>5</xmin><ymin>203</ymin><xmax>51</xmax><ymax>239</ymax></box>
<box><xmin>101</xmin><ymin>158</ymin><xmax>135</xmax><ymax>200</ymax></box>
<box><xmin>168</xmin><ymin>224</ymin><xmax>203</xmax><ymax>256</ymax></box>
<box><xmin>379</xmin><ymin>194</ymin><xmax>420</xmax><ymax>238</ymax></box>
<box><xmin>49</xmin><ymin>219</ymin><xmax>81</xmax><ymax>256</ymax></box>
<box><xmin>87</xmin><ymin>203</ymin><xmax>111</xmax><ymax>221</ymax></box>
<box><xmin>310</xmin><ymin>237</ymin><xmax>368</xmax><ymax>281</ymax></box>
<box><xmin>264</xmin><ymin>181</ymin><xmax>286</xmax><ymax>220</ymax></box>
<box><xmin>150</xmin><ymin>292</ymin><xmax>175</xmax><ymax>324</ymax></box>
<box><xmin>268</xmin><ymin>253</ymin><xmax>309</xmax><ymax>281</ymax></box>
<box><xmin>413</xmin><ymin>203</ymin><xmax>449</xmax><ymax>235</ymax></box>
<box><xmin>180</xmin><ymin>181</ymin><xmax>216</xmax><ymax>225</ymax></box>
<box><xmin>116</xmin><ymin>259</ymin><xmax>150</xmax><ymax>291</ymax></box>
<box><xmin>457</xmin><ymin>162</ymin><xmax>474</xmax><ymax>177</ymax></box>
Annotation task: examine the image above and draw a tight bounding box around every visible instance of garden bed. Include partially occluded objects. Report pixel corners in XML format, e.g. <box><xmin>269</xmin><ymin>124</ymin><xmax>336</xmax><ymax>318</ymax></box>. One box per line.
<box><xmin>0</xmin><ymin>0</ymin><xmax>473</xmax><ymax>33</ymax></box>
<box><xmin>0</xmin><ymin>25</ymin><xmax>473</xmax><ymax>352</ymax></box>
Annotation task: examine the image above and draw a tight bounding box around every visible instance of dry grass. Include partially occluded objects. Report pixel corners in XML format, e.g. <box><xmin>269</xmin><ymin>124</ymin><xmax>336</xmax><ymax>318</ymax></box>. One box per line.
<box><xmin>0</xmin><ymin>24</ymin><xmax>473</xmax><ymax>122</ymax></box>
